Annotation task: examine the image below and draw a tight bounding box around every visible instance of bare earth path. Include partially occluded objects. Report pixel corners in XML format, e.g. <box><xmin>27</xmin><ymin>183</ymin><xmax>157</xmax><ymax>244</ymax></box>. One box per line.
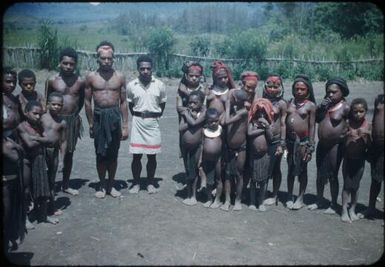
<box><xmin>5</xmin><ymin>73</ymin><xmax>384</xmax><ymax>265</ymax></box>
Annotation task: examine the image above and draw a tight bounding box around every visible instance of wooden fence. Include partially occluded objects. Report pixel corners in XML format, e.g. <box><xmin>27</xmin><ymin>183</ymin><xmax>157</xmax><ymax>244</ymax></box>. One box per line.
<box><xmin>3</xmin><ymin>47</ymin><xmax>384</xmax><ymax>79</ymax></box>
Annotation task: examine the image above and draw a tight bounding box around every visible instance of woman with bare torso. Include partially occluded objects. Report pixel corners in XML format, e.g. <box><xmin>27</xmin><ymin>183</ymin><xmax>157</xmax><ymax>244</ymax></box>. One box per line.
<box><xmin>285</xmin><ymin>75</ymin><xmax>316</xmax><ymax>210</ymax></box>
<box><xmin>308</xmin><ymin>78</ymin><xmax>350</xmax><ymax>214</ymax></box>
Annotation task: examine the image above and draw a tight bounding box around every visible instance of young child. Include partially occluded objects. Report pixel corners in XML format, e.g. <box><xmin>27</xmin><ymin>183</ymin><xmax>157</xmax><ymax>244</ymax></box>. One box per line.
<box><xmin>17</xmin><ymin>69</ymin><xmax>46</xmax><ymax>119</ymax></box>
<box><xmin>179</xmin><ymin>90</ymin><xmax>206</xmax><ymax>206</ymax></box>
<box><xmin>363</xmin><ymin>94</ymin><xmax>384</xmax><ymax>219</ymax></box>
<box><xmin>2</xmin><ymin>102</ymin><xmax>26</xmax><ymax>251</ymax></box>
<box><xmin>222</xmin><ymin>89</ymin><xmax>250</xmax><ymax>211</ymax></box>
<box><xmin>40</xmin><ymin>92</ymin><xmax>67</xmax><ymax>217</ymax></box>
<box><xmin>247</xmin><ymin>98</ymin><xmax>274</xmax><ymax>212</ymax></box>
<box><xmin>285</xmin><ymin>75</ymin><xmax>316</xmax><ymax>210</ymax></box>
<box><xmin>341</xmin><ymin>98</ymin><xmax>371</xmax><ymax>223</ymax></box>
<box><xmin>17</xmin><ymin>100</ymin><xmax>58</xmax><ymax>226</ymax></box>
<box><xmin>3</xmin><ymin>67</ymin><xmax>21</xmax><ymax>132</ymax></box>
<box><xmin>261</xmin><ymin>74</ymin><xmax>287</xmax><ymax>206</ymax></box>
<box><xmin>199</xmin><ymin>108</ymin><xmax>224</xmax><ymax>208</ymax></box>
<box><xmin>308</xmin><ymin>78</ymin><xmax>350</xmax><ymax>214</ymax></box>
<box><xmin>206</xmin><ymin>60</ymin><xmax>235</xmax><ymax>122</ymax></box>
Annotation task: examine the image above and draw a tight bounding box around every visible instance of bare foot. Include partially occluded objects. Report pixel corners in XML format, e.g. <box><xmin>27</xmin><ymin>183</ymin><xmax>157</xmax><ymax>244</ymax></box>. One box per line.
<box><xmin>175</xmin><ymin>183</ymin><xmax>186</xmax><ymax>191</ymax></box>
<box><xmin>259</xmin><ymin>204</ymin><xmax>266</xmax><ymax>212</ymax></box>
<box><xmin>220</xmin><ymin>201</ymin><xmax>230</xmax><ymax>211</ymax></box>
<box><xmin>95</xmin><ymin>189</ymin><xmax>106</xmax><ymax>199</ymax></box>
<box><xmin>183</xmin><ymin>198</ymin><xmax>197</xmax><ymax>206</ymax></box>
<box><xmin>109</xmin><ymin>188</ymin><xmax>121</xmax><ymax>198</ymax></box>
<box><xmin>361</xmin><ymin>208</ymin><xmax>376</xmax><ymax>219</ymax></box>
<box><xmin>26</xmin><ymin>219</ymin><xmax>35</xmax><ymax>230</ymax></box>
<box><xmin>197</xmin><ymin>185</ymin><xmax>206</xmax><ymax>193</ymax></box>
<box><xmin>341</xmin><ymin>211</ymin><xmax>352</xmax><ymax>223</ymax></box>
<box><xmin>128</xmin><ymin>184</ymin><xmax>140</xmax><ymax>194</ymax></box>
<box><xmin>349</xmin><ymin>209</ymin><xmax>360</xmax><ymax>221</ymax></box>
<box><xmin>63</xmin><ymin>188</ymin><xmax>79</xmax><ymax>196</ymax></box>
<box><xmin>292</xmin><ymin>200</ymin><xmax>305</xmax><ymax>210</ymax></box>
<box><xmin>53</xmin><ymin>209</ymin><xmax>63</xmax><ymax>216</ymax></box>
<box><xmin>248</xmin><ymin>205</ymin><xmax>257</xmax><ymax>211</ymax></box>
<box><xmin>203</xmin><ymin>201</ymin><xmax>212</xmax><ymax>208</ymax></box>
<box><xmin>264</xmin><ymin>197</ymin><xmax>277</xmax><ymax>206</ymax></box>
<box><xmin>147</xmin><ymin>184</ymin><xmax>158</xmax><ymax>194</ymax></box>
<box><xmin>210</xmin><ymin>200</ymin><xmax>221</xmax><ymax>209</ymax></box>
<box><xmin>211</xmin><ymin>188</ymin><xmax>216</xmax><ymax>196</ymax></box>
<box><xmin>45</xmin><ymin>216</ymin><xmax>59</xmax><ymax>225</ymax></box>
<box><xmin>286</xmin><ymin>201</ymin><xmax>294</xmax><ymax>210</ymax></box>
<box><xmin>233</xmin><ymin>201</ymin><xmax>242</xmax><ymax>211</ymax></box>
<box><xmin>323</xmin><ymin>207</ymin><xmax>337</xmax><ymax>215</ymax></box>
<box><xmin>307</xmin><ymin>203</ymin><xmax>319</xmax><ymax>211</ymax></box>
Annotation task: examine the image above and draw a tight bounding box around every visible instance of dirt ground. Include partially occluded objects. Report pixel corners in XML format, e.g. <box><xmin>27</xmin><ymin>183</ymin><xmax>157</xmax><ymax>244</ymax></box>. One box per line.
<box><xmin>4</xmin><ymin>72</ymin><xmax>384</xmax><ymax>265</ymax></box>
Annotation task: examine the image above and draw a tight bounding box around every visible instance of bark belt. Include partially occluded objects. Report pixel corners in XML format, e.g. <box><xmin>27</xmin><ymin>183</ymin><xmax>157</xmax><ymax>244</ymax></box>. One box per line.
<box><xmin>133</xmin><ymin>111</ymin><xmax>162</xmax><ymax>118</ymax></box>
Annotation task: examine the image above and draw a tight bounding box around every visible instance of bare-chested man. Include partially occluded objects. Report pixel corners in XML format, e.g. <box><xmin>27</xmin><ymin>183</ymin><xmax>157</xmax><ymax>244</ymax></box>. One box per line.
<box><xmin>363</xmin><ymin>94</ymin><xmax>384</xmax><ymax>219</ymax></box>
<box><xmin>247</xmin><ymin>98</ymin><xmax>274</xmax><ymax>212</ymax></box>
<box><xmin>45</xmin><ymin>47</ymin><xmax>86</xmax><ymax>195</ymax></box>
<box><xmin>85</xmin><ymin>41</ymin><xmax>129</xmax><ymax>198</ymax></box>
<box><xmin>179</xmin><ymin>90</ymin><xmax>206</xmax><ymax>206</ymax></box>
<box><xmin>37</xmin><ymin>92</ymin><xmax>67</xmax><ymax>218</ymax></box>
<box><xmin>222</xmin><ymin>89</ymin><xmax>250</xmax><ymax>211</ymax></box>
<box><xmin>341</xmin><ymin>98</ymin><xmax>371</xmax><ymax>223</ymax></box>
<box><xmin>261</xmin><ymin>74</ymin><xmax>287</xmax><ymax>206</ymax></box>
<box><xmin>308</xmin><ymin>78</ymin><xmax>350</xmax><ymax>214</ymax></box>
<box><xmin>285</xmin><ymin>75</ymin><xmax>316</xmax><ymax>210</ymax></box>
<box><xmin>199</xmin><ymin>108</ymin><xmax>224</xmax><ymax>208</ymax></box>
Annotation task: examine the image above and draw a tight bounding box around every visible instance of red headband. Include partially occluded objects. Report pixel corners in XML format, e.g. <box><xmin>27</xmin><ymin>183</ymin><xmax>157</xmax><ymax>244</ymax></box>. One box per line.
<box><xmin>240</xmin><ymin>71</ymin><xmax>258</xmax><ymax>81</ymax></box>
<box><xmin>266</xmin><ymin>76</ymin><xmax>281</xmax><ymax>83</ymax></box>
<box><xmin>188</xmin><ymin>65</ymin><xmax>202</xmax><ymax>73</ymax></box>
<box><xmin>97</xmin><ymin>45</ymin><xmax>113</xmax><ymax>54</ymax></box>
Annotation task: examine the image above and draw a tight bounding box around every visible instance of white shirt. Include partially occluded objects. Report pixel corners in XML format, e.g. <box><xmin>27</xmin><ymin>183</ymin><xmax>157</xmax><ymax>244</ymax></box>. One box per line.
<box><xmin>126</xmin><ymin>77</ymin><xmax>167</xmax><ymax>113</ymax></box>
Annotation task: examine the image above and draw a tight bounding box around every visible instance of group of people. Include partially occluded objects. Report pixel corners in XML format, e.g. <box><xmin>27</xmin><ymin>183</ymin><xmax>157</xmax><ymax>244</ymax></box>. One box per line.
<box><xmin>2</xmin><ymin>41</ymin><xmax>383</xmax><ymax>254</ymax></box>
<box><xmin>2</xmin><ymin>41</ymin><xmax>166</xmax><ymax>252</ymax></box>
<box><xmin>176</xmin><ymin>59</ymin><xmax>384</xmax><ymax>224</ymax></box>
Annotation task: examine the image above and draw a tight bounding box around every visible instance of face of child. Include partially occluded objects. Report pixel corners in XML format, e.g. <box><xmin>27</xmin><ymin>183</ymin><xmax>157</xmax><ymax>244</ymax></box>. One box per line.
<box><xmin>188</xmin><ymin>95</ymin><xmax>202</xmax><ymax>112</ymax></box>
<box><xmin>351</xmin><ymin>103</ymin><xmax>366</xmax><ymax>122</ymax></box>
<box><xmin>20</xmin><ymin>77</ymin><xmax>36</xmax><ymax>93</ymax></box>
<box><xmin>26</xmin><ymin>106</ymin><xmax>43</xmax><ymax>126</ymax></box>
<box><xmin>243</xmin><ymin>80</ymin><xmax>256</xmax><ymax>96</ymax></box>
<box><xmin>215</xmin><ymin>69</ymin><xmax>228</xmax><ymax>88</ymax></box>
<box><xmin>48</xmin><ymin>97</ymin><xmax>63</xmax><ymax>115</ymax></box>
<box><xmin>186</xmin><ymin>71</ymin><xmax>201</xmax><ymax>87</ymax></box>
<box><xmin>60</xmin><ymin>56</ymin><xmax>76</xmax><ymax>75</ymax></box>
<box><xmin>265</xmin><ymin>79</ymin><xmax>282</xmax><ymax>97</ymax></box>
<box><xmin>207</xmin><ymin>116</ymin><xmax>219</xmax><ymax>130</ymax></box>
<box><xmin>3</xmin><ymin>73</ymin><xmax>17</xmax><ymax>94</ymax></box>
<box><xmin>293</xmin><ymin>81</ymin><xmax>308</xmax><ymax>100</ymax></box>
<box><xmin>97</xmin><ymin>50</ymin><xmax>113</xmax><ymax>71</ymax></box>
<box><xmin>326</xmin><ymin>84</ymin><xmax>343</xmax><ymax>104</ymax></box>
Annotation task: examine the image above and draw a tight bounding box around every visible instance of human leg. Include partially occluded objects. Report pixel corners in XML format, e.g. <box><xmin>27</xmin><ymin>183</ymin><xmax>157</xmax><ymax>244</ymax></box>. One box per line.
<box><xmin>210</xmin><ymin>160</ymin><xmax>223</xmax><ymax>209</ymax></box>
<box><xmin>258</xmin><ymin>180</ymin><xmax>268</xmax><ymax>211</ymax></box>
<box><xmin>129</xmin><ymin>154</ymin><xmax>142</xmax><ymax>193</ymax></box>
<box><xmin>146</xmin><ymin>154</ymin><xmax>158</xmax><ymax>193</ymax></box>
<box><xmin>95</xmin><ymin>158</ymin><xmax>107</xmax><ymax>198</ymax></box>
<box><xmin>293</xmin><ymin>169</ymin><xmax>307</xmax><ymax>210</ymax></box>
<box><xmin>62</xmin><ymin>152</ymin><xmax>79</xmax><ymax>195</ymax></box>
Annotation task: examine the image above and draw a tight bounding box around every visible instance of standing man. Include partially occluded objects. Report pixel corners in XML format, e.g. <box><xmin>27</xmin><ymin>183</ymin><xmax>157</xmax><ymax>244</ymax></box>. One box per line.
<box><xmin>127</xmin><ymin>55</ymin><xmax>167</xmax><ymax>194</ymax></box>
<box><xmin>45</xmin><ymin>47</ymin><xmax>85</xmax><ymax>196</ymax></box>
<box><xmin>84</xmin><ymin>41</ymin><xmax>129</xmax><ymax>198</ymax></box>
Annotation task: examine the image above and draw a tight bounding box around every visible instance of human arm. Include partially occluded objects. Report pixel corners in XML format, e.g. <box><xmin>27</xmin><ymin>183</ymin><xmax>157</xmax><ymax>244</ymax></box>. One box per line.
<box><xmin>315</xmin><ymin>97</ymin><xmax>331</xmax><ymax>123</ymax></box>
<box><xmin>182</xmin><ymin>108</ymin><xmax>206</xmax><ymax>127</ymax></box>
<box><xmin>84</xmin><ymin>74</ymin><xmax>94</xmax><ymax>138</ymax></box>
<box><xmin>304</xmin><ymin>103</ymin><xmax>316</xmax><ymax>162</ymax></box>
<box><xmin>120</xmin><ymin>76</ymin><xmax>129</xmax><ymax>140</ymax></box>
<box><xmin>3</xmin><ymin>137</ymin><xmax>24</xmax><ymax>162</ymax></box>
<box><xmin>58</xmin><ymin>121</ymin><xmax>67</xmax><ymax>171</ymax></box>
<box><xmin>247</xmin><ymin>121</ymin><xmax>266</xmax><ymax>138</ymax></box>
<box><xmin>276</xmin><ymin>100</ymin><xmax>287</xmax><ymax>155</ymax></box>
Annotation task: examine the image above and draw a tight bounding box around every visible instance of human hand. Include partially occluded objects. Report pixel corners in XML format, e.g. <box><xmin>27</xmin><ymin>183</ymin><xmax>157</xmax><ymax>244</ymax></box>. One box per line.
<box><xmin>303</xmin><ymin>152</ymin><xmax>312</xmax><ymax>162</ymax></box>
<box><xmin>121</xmin><ymin>127</ymin><xmax>129</xmax><ymax>140</ymax></box>
<box><xmin>257</xmin><ymin>118</ymin><xmax>269</xmax><ymax>128</ymax></box>
<box><xmin>320</xmin><ymin>97</ymin><xmax>331</xmax><ymax>108</ymax></box>
<box><xmin>89</xmin><ymin>126</ymin><xmax>94</xmax><ymax>139</ymax></box>
<box><xmin>275</xmin><ymin>145</ymin><xmax>283</xmax><ymax>156</ymax></box>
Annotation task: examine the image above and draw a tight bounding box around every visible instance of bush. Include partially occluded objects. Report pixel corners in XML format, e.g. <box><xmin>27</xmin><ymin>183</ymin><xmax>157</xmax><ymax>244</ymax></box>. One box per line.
<box><xmin>189</xmin><ymin>36</ymin><xmax>210</xmax><ymax>57</ymax></box>
<box><xmin>38</xmin><ymin>20</ymin><xmax>59</xmax><ymax>70</ymax></box>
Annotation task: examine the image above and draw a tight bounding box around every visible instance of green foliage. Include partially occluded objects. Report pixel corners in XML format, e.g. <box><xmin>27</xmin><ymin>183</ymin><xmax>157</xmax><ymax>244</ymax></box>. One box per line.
<box><xmin>145</xmin><ymin>27</ymin><xmax>176</xmax><ymax>77</ymax></box>
<box><xmin>38</xmin><ymin>20</ymin><xmax>59</xmax><ymax>70</ymax></box>
<box><xmin>189</xmin><ymin>36</ymin><xmax>210</xmax><ymax>57</ymax></box>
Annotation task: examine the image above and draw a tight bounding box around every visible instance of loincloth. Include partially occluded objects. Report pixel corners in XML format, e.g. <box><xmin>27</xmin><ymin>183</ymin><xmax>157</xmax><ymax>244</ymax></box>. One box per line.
<box><xmin>250</xmin><ymin>153</ymin><xmax>270</xmax><ymax>183</ymax></box>
<box><xmin>93</xmin><ymin>105</ymin><xmax>121</xmax><ymax>161</ymax></box>
<box><xmin>61</xmin><ymin>113</ymin><xmax>83</xmax><ymax>153</ymax></box>
<box><xmin>287</xmin><ymin>137</ymin><xmax>309</xmax><ymax>178</ymax></box>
